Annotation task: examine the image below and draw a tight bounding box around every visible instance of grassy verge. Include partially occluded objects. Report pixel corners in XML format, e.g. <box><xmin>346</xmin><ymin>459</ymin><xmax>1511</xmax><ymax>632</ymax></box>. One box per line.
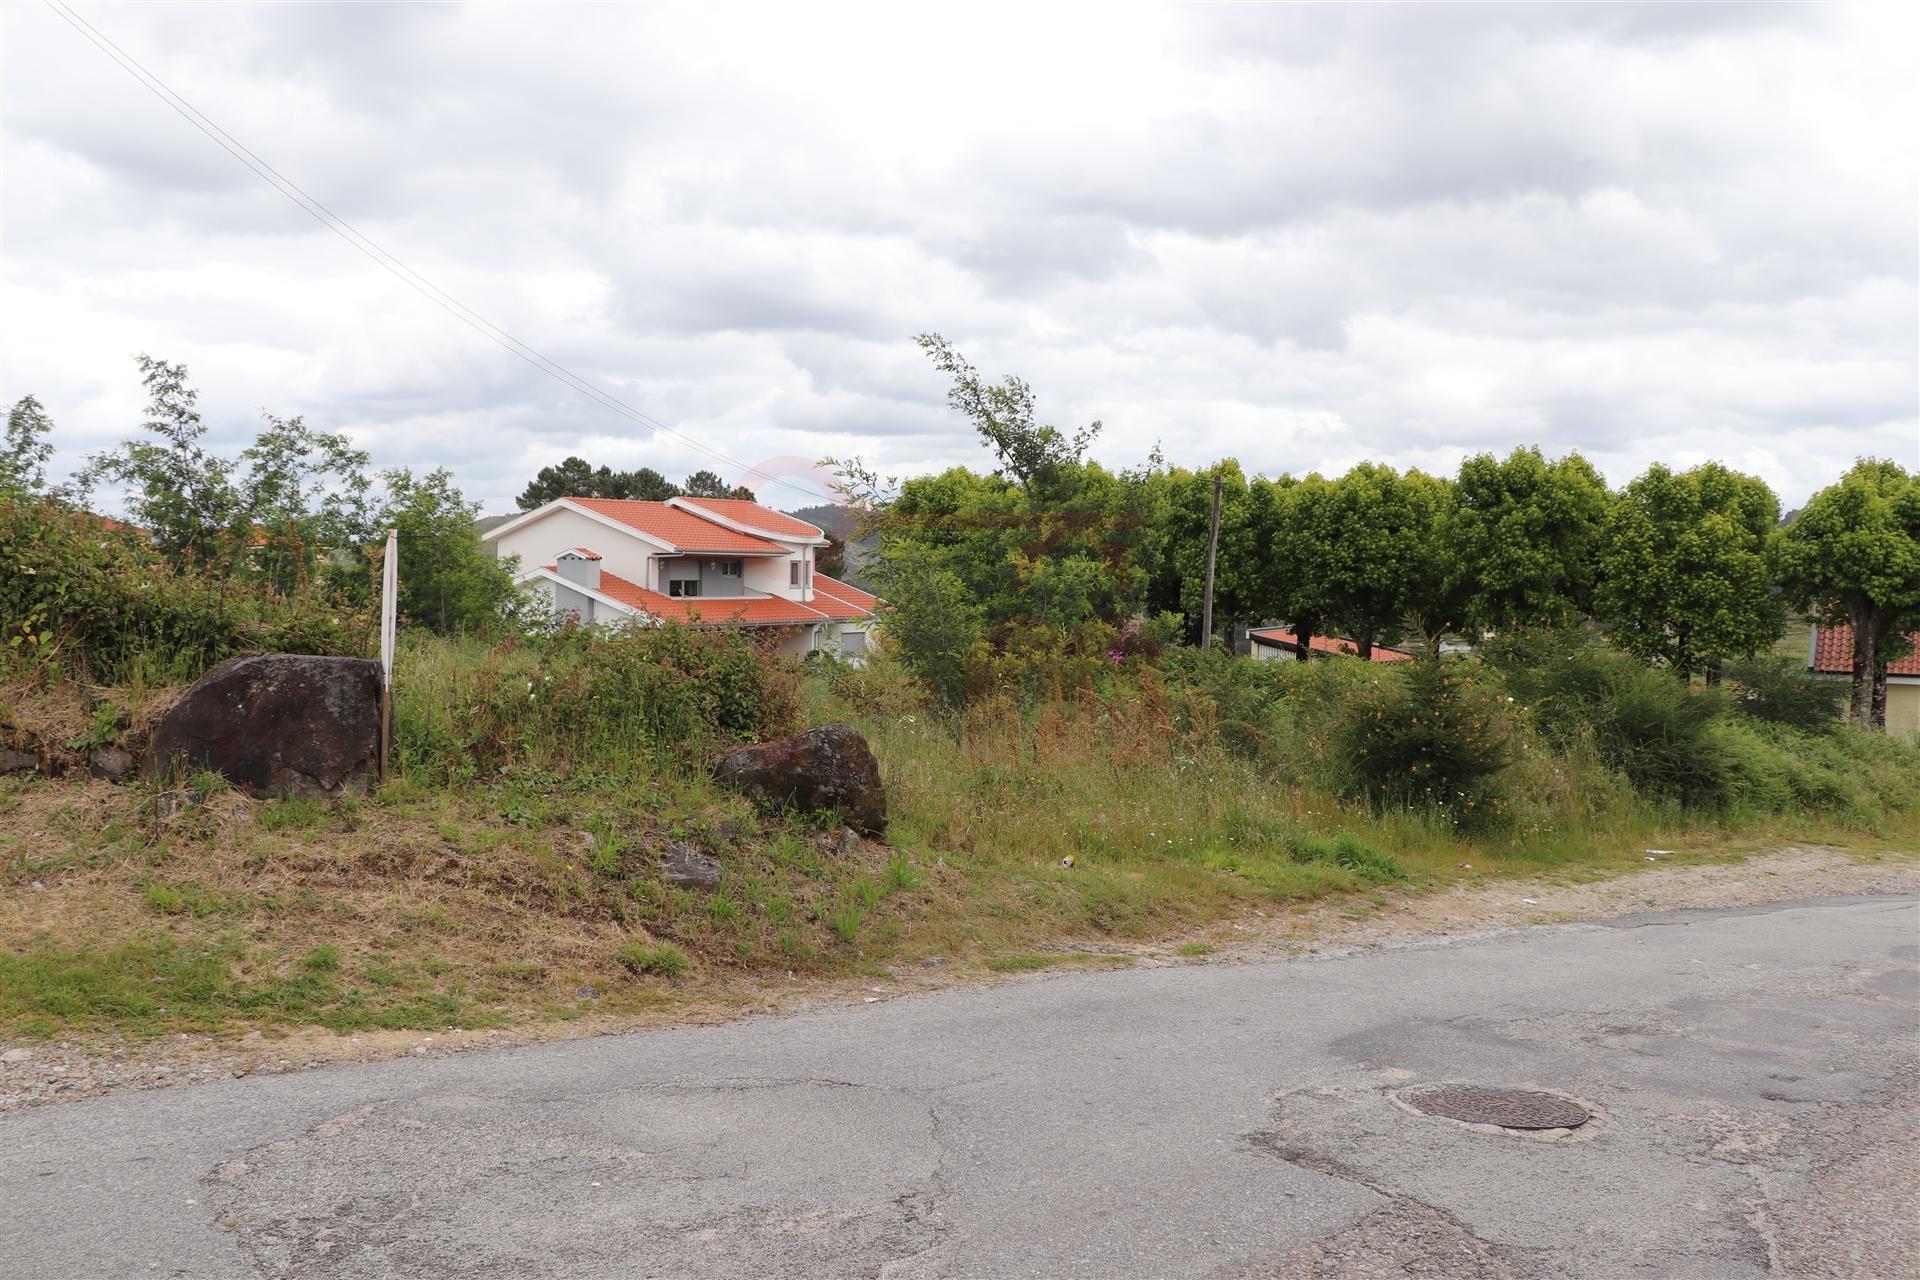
<box><xmin>5</xmin><ymin>653</ymin><xmax>1917</xmax><ymax>1045</ymax></box>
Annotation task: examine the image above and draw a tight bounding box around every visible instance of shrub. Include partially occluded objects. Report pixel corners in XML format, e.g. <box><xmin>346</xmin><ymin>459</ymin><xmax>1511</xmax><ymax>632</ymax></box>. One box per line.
<box><xmin>392</xmin><ymin>623</ymin><xmax>802</xmax><ymax>783</ymax></box>
<box><xmin>1334</xmin><ymin>658</ymin><xmax>1518</xmax><ymax>830</ymax></box>
<box><xmin>1723</xmin><ymin>653</ymin><xmax>1847</xmax><ymax>733</ymax></box>
<box><xmin>0</xmin><ymin>497</ymin><xmax>372</xmax><ymax>684</ymax></box>
<box><xmin>616</xmin><ymin>941</ymin><xmax>688</xmax><ymax>978</ymax></box>
<box><xmin>1602</xmin><ymin>668</ymin><xmax>1732</xmax><ymax>808</ymax></box>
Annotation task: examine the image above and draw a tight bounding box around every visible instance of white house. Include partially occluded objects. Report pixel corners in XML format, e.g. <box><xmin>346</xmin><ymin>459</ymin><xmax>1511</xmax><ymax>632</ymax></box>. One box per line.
<box><xmin>483</xmin><ymin>495</ymin><xmax>878</xmax><ymax>659</ymax></box>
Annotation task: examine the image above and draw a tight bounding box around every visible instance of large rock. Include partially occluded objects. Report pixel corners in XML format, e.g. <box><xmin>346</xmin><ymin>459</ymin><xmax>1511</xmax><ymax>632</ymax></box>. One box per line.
<box><xmin>712</xmin><ymin>725</ymin><xmax>887</xmax><ymax>837</ymax></box>
<box><xmin>146</xmin><ymin>654</ymin><xmax>381</xmax><ymax>798</ymax></box>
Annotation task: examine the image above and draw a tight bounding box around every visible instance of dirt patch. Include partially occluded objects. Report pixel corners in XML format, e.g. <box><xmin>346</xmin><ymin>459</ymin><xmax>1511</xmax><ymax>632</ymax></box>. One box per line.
<box><xmin>4</xmin><ymin>843</ymin><xmax>1912</xmax><ymax>1112</ymax></box>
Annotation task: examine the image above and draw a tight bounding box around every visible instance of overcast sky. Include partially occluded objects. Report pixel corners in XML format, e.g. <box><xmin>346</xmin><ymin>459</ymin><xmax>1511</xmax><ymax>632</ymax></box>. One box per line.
<box><xmin>2</xmin><ymin>2</ymin><xmax>1915</xmax><ymax>514</ymax></box>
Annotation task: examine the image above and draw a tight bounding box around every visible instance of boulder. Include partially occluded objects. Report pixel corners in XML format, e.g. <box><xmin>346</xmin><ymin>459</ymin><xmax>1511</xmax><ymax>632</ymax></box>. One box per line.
<box><xmin>88</xmin><ymin>747</ymin><xmax>136</xmax><ymax>784</ymax></box>
<box><xmin>661</xmin><ymin>841</ymin><xmax>723</xmax><ymax>890</ymax></box>
<box><xmin>712</xmin><ymin>725</ymin><xmax>887</xmax><ymax>837</ymax></box>
<box><xmin>146</xmin><ymin>654</ymin><xmax>382</xmax><ymax>799</ymax></box>
<box><xmin>153</xmin><ymin>788</ymin><xmax>205</xmax><ymax>821</ymax></box>
<box><xmin>0</xmin><ymin>748</ymin><xmax>37</xmax><ymax>776</ymax></box>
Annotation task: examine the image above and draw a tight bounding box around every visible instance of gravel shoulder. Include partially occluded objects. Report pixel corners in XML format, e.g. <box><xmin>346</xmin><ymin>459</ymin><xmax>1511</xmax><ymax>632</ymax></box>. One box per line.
<box><xmin>3</xmin><ymin>842</ymin><xmax>1914</xmax><ymax>1112</ymax></box>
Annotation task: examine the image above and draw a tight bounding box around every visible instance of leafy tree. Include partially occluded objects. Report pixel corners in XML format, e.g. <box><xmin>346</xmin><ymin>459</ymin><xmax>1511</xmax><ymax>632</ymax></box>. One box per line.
<box><xmin>1321</xmin><ymin>462</ymin><xmax>1445</xmax><ymax>659</ymax></box>
<box><xmin>516</xmin><ymin>456</ymin><xmax>675</xmax><ymax>509</ymax></box>
<box><xmin>1399</xmin><ymin>472</ymin><xmax>1471</xmax><ymax>655</ymax></box>
<box><xmin>680</xmin><ymin>469</ymin><xmax>756</xmax><ymax>501</ymax></box>
<box><xmin>1138</xmin><ymin>462</ymin><xmax>1262</xmax><ymax>646</ymax></box>
<box><xmin>1451</xmin><ymin>447</ymin><xmax>1609</xmax><ymax>633</ymax></box>
<box><xmin>914</xmin><ymin>333</ymin><xmax>1100</xmax><ymax>491</ymax></box>
<box><xmin>77</xmin><ymin>356</ymin><xmax>244</xmax><ymax>569</ymax></box>
<box><xmin>1595</xmin><ymin>462</ymin><xmax>1783</xmax><ymax>681</ymax></box>
<box><xmin>1773</xmin><ymin>459</ymin><xmax>1920</xmax><ymax>728</ymax></box>
<box><xmin>868</xmin><ymin>541</ymin><xmax>982</xmax><ymax>708</ymax></box>
<box><xmin>379</xmin><ymin>467</ymin><xmax>521</xmax><ymax>635</ymax></box>
<box><xmin>2</xmin><ymin>395</ymin><xmax>55</xmax><ymax>496</ymax></box>
<box><xmin>240</xmin><ymin>414</ymin><xmax>374</xmax><ymax>593</ymax></box>
<box><xmin>1252</xmin><ymin>473</ymin><xmax>1341</xmax><ymax>662</ymax></box>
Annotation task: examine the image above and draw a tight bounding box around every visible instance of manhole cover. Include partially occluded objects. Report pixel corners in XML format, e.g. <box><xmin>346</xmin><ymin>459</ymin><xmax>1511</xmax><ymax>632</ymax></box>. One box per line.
<box><xmin>1408</xmin><ymin>1086</ymin><xmax>1589</xmax><ymax>1130</ymax></box>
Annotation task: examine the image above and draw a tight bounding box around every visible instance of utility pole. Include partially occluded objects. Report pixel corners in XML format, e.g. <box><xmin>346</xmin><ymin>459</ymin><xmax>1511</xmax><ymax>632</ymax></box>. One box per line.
<box><xmin>1201</xmin><ymin>471</ymin><xmax>1222</xmax><ymax>652</ymax></box>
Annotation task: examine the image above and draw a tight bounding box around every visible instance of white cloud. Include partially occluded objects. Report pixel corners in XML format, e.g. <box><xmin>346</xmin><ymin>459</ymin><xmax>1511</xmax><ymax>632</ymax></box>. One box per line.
<box><xmin>1</xmin><ymin>0</ymin><xmax>1913</xmax><ymax>514</ymax></box>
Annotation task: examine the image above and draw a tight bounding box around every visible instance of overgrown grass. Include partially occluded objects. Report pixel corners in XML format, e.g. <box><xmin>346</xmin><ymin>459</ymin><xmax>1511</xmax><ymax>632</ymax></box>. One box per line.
<box><xmin>4</xmin><ymin>631</ymin><xmax>1916</xmax><ymax>1044</ymax></box>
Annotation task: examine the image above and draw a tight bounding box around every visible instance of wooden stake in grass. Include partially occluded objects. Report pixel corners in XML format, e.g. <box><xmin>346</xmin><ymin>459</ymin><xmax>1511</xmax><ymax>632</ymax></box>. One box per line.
<box><xmin>1201</xmin><ymin>471</ymin><xmax>1223</xmax><ymax>653</ymax></box>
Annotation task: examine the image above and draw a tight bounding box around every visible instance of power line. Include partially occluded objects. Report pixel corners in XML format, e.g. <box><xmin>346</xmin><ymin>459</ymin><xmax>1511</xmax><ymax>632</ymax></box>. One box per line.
<box><xmin>42</xmin><ymin>0</ymin><xmax>826</xmax><ymax>505</ymax></box>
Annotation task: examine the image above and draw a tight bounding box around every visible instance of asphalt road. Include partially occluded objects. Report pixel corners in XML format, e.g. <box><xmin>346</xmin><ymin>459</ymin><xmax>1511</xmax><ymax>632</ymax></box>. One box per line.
<box><xmin>3</xmin><ymin>895</ymin><xmax>1916</xmax><ymax>1279</ymax></box>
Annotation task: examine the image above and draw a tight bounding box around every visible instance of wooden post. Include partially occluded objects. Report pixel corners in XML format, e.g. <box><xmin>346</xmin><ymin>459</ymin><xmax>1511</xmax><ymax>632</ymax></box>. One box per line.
<box><xmin>1201</xmin><ymin>472</ymin><xmax>1222</xmax><ymax>653</ymax></box>
<box><xmin>379</xmin><ymin>528</ymin><xmax>397</xmax><ymax>783</ymax></box>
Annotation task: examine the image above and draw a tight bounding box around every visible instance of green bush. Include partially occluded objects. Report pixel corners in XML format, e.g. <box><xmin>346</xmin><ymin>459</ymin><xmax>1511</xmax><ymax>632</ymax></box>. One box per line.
<box><xmin>393</xmin><ymin>624</ymin><xmax>803</xmax><ymax>784</ymax></box>
<box><xmin>0</xmin><ymin>497</ymin><xmax>371</xmax><ymax>683</ymax></box>
<box><xmin>1723</xmin><ymin>653</ymin><xmax>1847</xmax><ymax>733</ymax></box>
<box><xmin>1334</xmin><ymin>658</ymin><xmax>1518</xmax><ymax>830</ymax></box>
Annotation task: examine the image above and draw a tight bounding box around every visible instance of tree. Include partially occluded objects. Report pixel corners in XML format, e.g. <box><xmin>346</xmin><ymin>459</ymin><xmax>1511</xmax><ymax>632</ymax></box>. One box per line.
<box><xmin>240</xmin><ymin>413</ymin><xmax>373</xmax><ymax>593</ymax></box>
<box><xmin>1595</xmin><ymin>462</ymin><xmax>1783</xmax><ymax>682</ymax></box>
<box><xmin>1252</xmin><ymin>473</ymin><xmax>1340</xmax><ymax>662</ymax></box>
<box><xmin>77</xmin><ymin>356</ymin><xmax>243</xmax><ymax>569</ymax></box>
<box><xmin>1321</xmin><ymin>462</ymin><xmax>1444</xmax><ymax>659</ymax></box>
<box><xmin>868</xmin><ymin>541</ymin><xmax>982</xmax><ymax>708</ymax></box>
<box><xmin>914</xmin><ymin>333</ymin><xmax>1100</xmax><ymax>491</ymax></box>
<box><xmin>2</xmin><ymin>395</ymin><xmax>55</xmax><ymax>496</ymax></box>
<box><xmin>1137</xmin><ymin>462</ymin><xmax>1260</xmax><ymax>644</ymax></box>
<box><xmin>1773</xmin><ymin>459</ymin><xmax>1920</xmax><ymax>728</ymax></box>
<box><xmin>516</xmin><ymin>456</ymin><xmax>674</xmax><ymax>509</ymax></box>
<box><xmin>1400</xmin><ymin>472</ymin><xmax>1471</xmax><ymax>656</ymax></box>
<box><xmin>680</xmin><ymin>469</ymin><xmax>755</xmax><ymax>500</ymax></box>
<box><xmin>1451</xmin><ymin>447</ymin><xmax>1609</xmax><ymax>633</ymax></box>
<box><xmin>379</xmin><ymin>467</ymin><xmax>521</xmax><ymax>635</ymax></box>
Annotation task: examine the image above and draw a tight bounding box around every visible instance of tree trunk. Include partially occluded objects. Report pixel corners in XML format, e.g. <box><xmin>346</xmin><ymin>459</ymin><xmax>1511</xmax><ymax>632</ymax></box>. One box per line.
<box><xmin>1294</xmin><ymin>620</ymin><xmax>1314</xmax><ymax>662</ymax></box>
<box><xmin>1424</xmin><ymin>627</ymin><xmax>1443</xmax><ymax>658</ymax></box>
<box><xmin>1355</xmin><ymin>631</ymin><xmax>1374</xmax><ymax>661</ymax></box>
<box><xmin>1704</xmin><ymin>661</ymin><xmax>1722</xmax><ymax>686</ymax></box>
<box><xmin>1871</xmin><ymin>662</ymin><xmax>1889</xmax><ymax>729</ymax></box>
<box><xmin>1850</xmin><ymin>605</ymin><xmax>1877</xmax><ymax>728</ymax></box>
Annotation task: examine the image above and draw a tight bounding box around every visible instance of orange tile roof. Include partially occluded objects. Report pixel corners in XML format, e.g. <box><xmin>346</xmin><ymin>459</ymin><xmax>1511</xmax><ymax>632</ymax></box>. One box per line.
<box><xmin>569</xmin><ymin>499</ymin><xmax>785</xmax><ymax>554</ymax></box>
<box><xmin>809</xmin><ymin>574</ymin><xmax>878</xmax><ymax>620</ymax></box>
<box><xmin>1249</xmin><ymin>629</ymin><xmax>1416</xmax><ymax>662</ymax></box>
<box><xmin>593</xmin><ymin>569</ymin><xmax>829</xmax><ymax>626</ymax></box>
<box><xmin>1811</xmin><ymin>624</ymin><xmax>1920</xmax><ymax>676</ymax></box>
<box><xmin>670</xmin><ymin>497</ymin><xmax>826</xmax><ymax>540</ymax></box>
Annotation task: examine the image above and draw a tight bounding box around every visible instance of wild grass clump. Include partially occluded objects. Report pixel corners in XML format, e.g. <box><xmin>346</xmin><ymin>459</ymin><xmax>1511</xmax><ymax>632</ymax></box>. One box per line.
<box><xmin>616</xmin><ymin>941</ymin><xmax>689</xmax><ymax>979</ymax></box>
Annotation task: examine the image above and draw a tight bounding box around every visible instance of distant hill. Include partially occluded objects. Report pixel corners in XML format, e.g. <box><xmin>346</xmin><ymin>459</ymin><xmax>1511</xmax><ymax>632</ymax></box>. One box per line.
<box><xmin>782</xmin><ymin>503</ymin><xmax>858</xmax><ymax>539</ymax></box>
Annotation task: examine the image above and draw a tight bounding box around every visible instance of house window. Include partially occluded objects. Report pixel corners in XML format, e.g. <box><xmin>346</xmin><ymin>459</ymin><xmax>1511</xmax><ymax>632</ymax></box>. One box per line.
<box><xmin>719</xmin><ymin>560</ymin><xmax>741</xmax><ymax>577</ymax></box>
<box><xmin>790</xmin><ymin>560</ymin><xmax>801</xmax><ymax>587</ymax></box>
<box><xmin>669</xmin><ymin>580</ymin><xmax>700</xmax><ymax>598</ymax></box>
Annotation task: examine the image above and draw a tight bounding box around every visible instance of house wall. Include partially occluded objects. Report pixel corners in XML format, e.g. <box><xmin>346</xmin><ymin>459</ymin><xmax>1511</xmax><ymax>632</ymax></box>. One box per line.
<box><xmin>550</xmin><ymin>580</ymin><xmax>595</xmax><ymax>623</ymax></box>
<box><xmin>491</xmin><ymin>508</ymin><xmax>655</xmax><ymax>586</ymax></box>
<box><xmin>657</xmin><ymin>555</ymin><xmax>750</xmax><ymax>598</ymax></box>
<box><xmin>740</xmin><ymin>541</ymin><xmax>812</xmax><ymax>601</ymax></box>
<box><xmin>1889</xmin><ymin>681</ymin><xmax>1920</xmax><ymax>740</ymax></box>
